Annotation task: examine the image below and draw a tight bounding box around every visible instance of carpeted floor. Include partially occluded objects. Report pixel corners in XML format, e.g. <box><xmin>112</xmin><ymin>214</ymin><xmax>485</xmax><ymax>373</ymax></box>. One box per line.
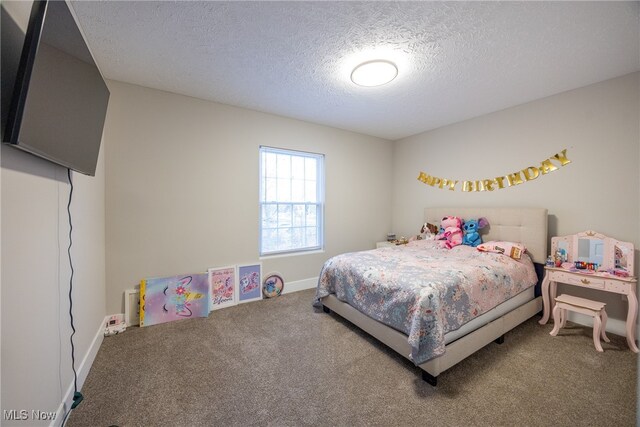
<box><xmin>68</xmin><ymin>289</ymin><xmax>637</xmax><ymax>426</ymax></box>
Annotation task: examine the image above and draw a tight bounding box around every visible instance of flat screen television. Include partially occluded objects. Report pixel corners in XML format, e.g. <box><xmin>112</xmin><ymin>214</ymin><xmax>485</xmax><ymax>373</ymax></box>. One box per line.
<box><xmin>4</xmin><ymin>0</ymin><xmax>110</xmax><ymax>176</ymax></box>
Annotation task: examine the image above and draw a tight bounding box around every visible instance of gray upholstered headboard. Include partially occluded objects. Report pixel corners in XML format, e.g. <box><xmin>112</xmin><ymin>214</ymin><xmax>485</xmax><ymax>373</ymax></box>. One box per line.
<box><xmin>424</xmin><ymin>207</ymin><xmax>548</xmax><ymax>263</ymax></box>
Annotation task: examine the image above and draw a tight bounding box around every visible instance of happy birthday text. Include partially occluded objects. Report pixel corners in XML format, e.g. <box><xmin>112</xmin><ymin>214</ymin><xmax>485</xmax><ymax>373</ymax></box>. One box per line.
<box><xmin>417</xmin><ymin>149</ymin><xmax>571</xmax><ymax>192</ymax></box>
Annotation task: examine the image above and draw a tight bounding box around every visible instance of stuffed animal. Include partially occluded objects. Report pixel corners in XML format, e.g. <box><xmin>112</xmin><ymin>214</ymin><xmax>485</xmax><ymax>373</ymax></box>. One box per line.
<box><xmin>419</xmin><ymin>222</ymin><xmax>439</xmax><ymax>239</ymax></box>
<box><xmin>436</xmin><ymin>216</ymin><xmax>464</xmax><ymax>249</ymax></box>
<box><xmin>462</xmin><ymin>217</ymin><xmax>489</xmax><ymax>247</ymax></box>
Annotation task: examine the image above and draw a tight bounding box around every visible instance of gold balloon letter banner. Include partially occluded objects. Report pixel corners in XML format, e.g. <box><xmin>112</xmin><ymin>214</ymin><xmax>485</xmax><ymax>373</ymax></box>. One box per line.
<box><xmin>417</xmin><ymin>149</ymin><xmax>571</xmax><ymax>192</ymax></box>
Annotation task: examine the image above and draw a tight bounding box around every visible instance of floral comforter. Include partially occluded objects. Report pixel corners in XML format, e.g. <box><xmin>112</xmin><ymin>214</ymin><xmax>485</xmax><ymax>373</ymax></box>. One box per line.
<box><xmin>314</xmin><ymin>239</ymin><xmax>537</xmax><ymax>365</ymax></box>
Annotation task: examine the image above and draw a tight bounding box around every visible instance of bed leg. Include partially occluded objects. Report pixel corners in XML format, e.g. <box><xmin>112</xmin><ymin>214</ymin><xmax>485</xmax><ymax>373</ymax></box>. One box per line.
<box><xmin>322</xmin><ymin>305</ymin><xmax>331</xmax><ymax>314</ymax></box>
<box><xmin>494</xmin><ymin>335</ymin><xmax>505</xmax><ymax>345</ymax></box>
<box><xmin>421</xmin><ymin>371</ymin><xmax>438</xmax><ymax>386</ymax></box>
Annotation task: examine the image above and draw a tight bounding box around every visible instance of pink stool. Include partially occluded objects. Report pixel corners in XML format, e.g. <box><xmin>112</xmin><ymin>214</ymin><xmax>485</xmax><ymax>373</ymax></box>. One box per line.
<box><xmin>550</xmin><ymin>294</ymin><xmax>609</xmax><ymax>352</ymax></box>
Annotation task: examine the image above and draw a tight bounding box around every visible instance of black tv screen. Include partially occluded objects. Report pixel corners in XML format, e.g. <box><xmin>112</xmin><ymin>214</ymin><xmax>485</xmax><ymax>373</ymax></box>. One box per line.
<box><xmin>4</xmin><ymin>0</ymin><xmax>109</xmax><ymax>176</ymax></box>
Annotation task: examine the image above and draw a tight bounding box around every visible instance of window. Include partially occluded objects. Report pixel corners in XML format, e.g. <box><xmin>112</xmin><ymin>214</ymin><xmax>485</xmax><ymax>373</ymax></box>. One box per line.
<box><xmin>259</xmin><ymin>146</ymin><xmax>324</xmax><ymax>256</ymax></box>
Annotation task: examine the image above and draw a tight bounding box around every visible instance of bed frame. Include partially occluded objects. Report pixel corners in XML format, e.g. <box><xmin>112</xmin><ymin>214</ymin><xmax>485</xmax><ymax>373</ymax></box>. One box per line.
<box><xmin>320</xmin><ymin>207</ymin><xmax>548</xmax><ymax>386</ymax></box>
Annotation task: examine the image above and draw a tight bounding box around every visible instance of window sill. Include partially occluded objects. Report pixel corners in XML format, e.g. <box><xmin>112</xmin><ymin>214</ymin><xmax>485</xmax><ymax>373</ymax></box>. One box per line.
<box><xmin>259</xmin><ymin>249</ymin><xmax>325</xmax><ymax>260</ymax></box>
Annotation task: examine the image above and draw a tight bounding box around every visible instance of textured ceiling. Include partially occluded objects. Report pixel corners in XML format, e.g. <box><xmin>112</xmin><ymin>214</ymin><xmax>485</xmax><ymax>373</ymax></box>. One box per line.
<box><xmin>71</xmin><ymin>1</ymin><xmax>639</xmax><ymax>140</ymax></box>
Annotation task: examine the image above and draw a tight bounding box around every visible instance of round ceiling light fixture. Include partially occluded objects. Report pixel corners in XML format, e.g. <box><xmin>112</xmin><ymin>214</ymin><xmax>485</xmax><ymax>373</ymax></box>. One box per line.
<box><xmin>350</xmin><ymin>60</ymin><xmax>398</xmax><ymax>87</ymax></box>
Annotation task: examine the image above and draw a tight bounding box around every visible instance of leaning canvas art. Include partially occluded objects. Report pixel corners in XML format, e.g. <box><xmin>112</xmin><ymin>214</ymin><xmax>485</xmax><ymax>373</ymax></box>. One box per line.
<box><xmin>140</xmin><ymin>273</ymin><xmax>210</xmax><ymax>327</ymax></box>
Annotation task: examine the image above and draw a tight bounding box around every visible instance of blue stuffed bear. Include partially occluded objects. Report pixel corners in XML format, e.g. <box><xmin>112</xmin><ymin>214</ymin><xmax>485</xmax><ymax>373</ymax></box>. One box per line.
<box><xmin>462</xmin><ymin>217</ymin><xmax>489</xmax><ymax>247</ymax></box>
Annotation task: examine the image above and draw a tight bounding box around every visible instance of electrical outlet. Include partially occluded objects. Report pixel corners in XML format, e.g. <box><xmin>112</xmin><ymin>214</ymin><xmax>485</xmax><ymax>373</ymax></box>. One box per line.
<box><xmin>124</xmin><ymin>289</ymin><xmax>140</xmax><ymax>326</ymax></box>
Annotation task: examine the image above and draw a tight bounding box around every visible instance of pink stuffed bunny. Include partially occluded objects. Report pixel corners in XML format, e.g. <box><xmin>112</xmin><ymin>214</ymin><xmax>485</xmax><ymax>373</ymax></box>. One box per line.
<box><xmin>436</xmin><ymin>216</ymin><xmax>464</xmax><ymax>249</ymax></box>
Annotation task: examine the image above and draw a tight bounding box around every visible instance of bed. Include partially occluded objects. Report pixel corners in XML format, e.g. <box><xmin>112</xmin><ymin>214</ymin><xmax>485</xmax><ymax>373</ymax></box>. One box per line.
<box><xmin>315</xmin><ymin>207</ymin><xmax>548</xmax><ymax>386</ymax></box>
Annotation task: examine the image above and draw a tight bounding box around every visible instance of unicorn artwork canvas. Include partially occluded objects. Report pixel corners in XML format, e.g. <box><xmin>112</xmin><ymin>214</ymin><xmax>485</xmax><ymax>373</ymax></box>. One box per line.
<box><xmin>139</xmin><ymin>273</ymin><xmax>210</xmax><ymax>327</ymax></box>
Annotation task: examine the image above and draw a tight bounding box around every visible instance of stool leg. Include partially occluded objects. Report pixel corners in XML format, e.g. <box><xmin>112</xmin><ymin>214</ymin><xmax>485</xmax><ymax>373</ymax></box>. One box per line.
<box><xmin>593</xmin><ymin>315</ymin><xmax>603</xmax><ymax>352</ymax></box>
<box><xmin>600</xmin><ymin>310</ymin><xmax>610</xmax><ymax>343</ymax></box>
<box><xmin>560</xmin><ymin>308</ymin><xmax>568</xmax><ymax>328</ymax></box>
<box><xmin>550</xmin><ymin>303</ymin><xmax>562</xmax><ymax>336</ymax></box>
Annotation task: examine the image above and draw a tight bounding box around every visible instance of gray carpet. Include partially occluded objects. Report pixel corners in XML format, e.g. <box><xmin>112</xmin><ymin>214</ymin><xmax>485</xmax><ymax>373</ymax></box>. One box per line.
<box><xmin>68</xmin><ymin>289</ymin><xmax>637</xmax><ymax>426</ymax></box>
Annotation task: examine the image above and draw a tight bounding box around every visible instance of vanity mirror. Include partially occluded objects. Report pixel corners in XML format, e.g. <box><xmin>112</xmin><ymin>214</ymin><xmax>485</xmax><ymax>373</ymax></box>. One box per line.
<box><xmin>577</xmin><ymin>237</ymin><xmax>604</xmax><ymax>265</ymax></box>
<box><xmin>552</xmin><ymin>235</ymin><xmax>572</xmax><ymax>266</ymax></box>
<box><xmin>550</xmin><ymin>230</ymin><xmax>634</xmax><ymax>275</ymax></box>
<box><xmin>615</xmin><ymin>244</ymin><xmax>632</xmax><ymax>270</ymax></box>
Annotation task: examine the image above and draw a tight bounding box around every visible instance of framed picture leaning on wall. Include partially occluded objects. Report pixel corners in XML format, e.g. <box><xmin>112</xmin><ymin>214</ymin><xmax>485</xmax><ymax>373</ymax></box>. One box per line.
<box><xmin>237</xmin><ymin>263</ymin><xmax>263</xmax><ymax>303</ymax></box>
<box><xmin>208</xmin><ymin>266</ymin><xmax>237</xmax><ymax>310</ymax></box>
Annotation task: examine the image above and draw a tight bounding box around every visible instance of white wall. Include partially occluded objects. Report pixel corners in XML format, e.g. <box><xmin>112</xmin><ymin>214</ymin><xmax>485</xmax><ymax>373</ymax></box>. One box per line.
<box><xmin>392</xmin><ymin>72</ymin><xmax>639</xmax><ymax>323</ymax></box>
<box><xmin>1</xmin><ymin>1</ymin><xmax>107</xmax><ymax>425</ymax></box>
<box><xmin>103</xmin><ymin>81</ymin><xmax>393</xmax><ymax>314</ymax></box>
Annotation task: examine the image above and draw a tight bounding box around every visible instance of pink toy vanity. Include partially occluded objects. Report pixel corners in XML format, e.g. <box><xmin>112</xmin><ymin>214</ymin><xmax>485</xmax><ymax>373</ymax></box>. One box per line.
<box><xmin>539</xmin><ymin>230</ymin><xmax>638</xmax><ymax>353</ymax></box>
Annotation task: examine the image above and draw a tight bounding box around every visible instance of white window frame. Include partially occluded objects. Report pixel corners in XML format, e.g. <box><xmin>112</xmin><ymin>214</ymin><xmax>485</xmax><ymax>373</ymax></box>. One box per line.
<box><xmin>259</xmin><ymin>146</ymin><xmax>324</xmax><ymax>256</ymax></box>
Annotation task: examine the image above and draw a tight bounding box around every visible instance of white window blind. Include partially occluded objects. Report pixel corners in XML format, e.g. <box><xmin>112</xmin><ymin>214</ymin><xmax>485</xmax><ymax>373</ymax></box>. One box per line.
<box><xmin>259</xmin><ymin>146</ymin><xmax>324</xmax><ymax>256</ymax></box>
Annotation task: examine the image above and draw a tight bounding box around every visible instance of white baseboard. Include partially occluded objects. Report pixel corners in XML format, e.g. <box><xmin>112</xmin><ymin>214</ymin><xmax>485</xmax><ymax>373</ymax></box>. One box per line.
<box><xmin>567</xmin><ymin>311</ymin><xmax>640</xmax><ymax>341</ymax></box>
<box><xmin>281</xmin><ymin>277</ymin><xmax>317</xmax><ymax>294</ymax></box>
<box><xmin>52</xmin><ymin>316</ymin><xmax>106</xmax><ymax>427</ymax></box>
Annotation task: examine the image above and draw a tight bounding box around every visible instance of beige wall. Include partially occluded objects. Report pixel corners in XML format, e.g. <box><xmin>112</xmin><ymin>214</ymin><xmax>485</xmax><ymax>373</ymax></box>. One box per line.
<box><xmin>392</xmin><ymin>72</ymin><xmax>639</xmax><ymax>323</ymax></box>
<box><xmin>1</xmin><ymin>2</ymin><xmax>106</xmax><ymax>424</ymax></box>
<box><xmin>103</xmin><ymin>81</ymin><xmax>393</xmax><ymax>314</ymax></box>
<box><xmin>1</xmin><ymin>146</ymin><xmax>106</xmax><ymax>425</ymax></box>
